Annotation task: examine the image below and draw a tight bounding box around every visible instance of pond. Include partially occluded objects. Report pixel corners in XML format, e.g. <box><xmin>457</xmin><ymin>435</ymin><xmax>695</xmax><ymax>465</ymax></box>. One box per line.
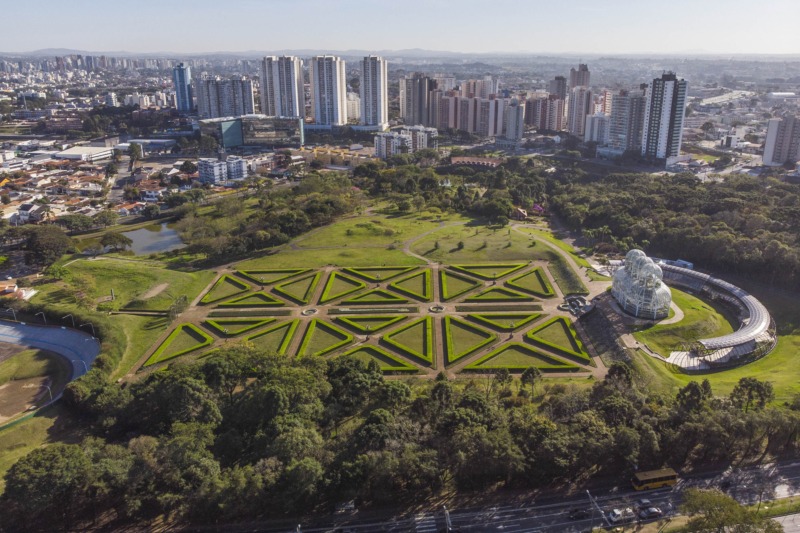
<box><xmin>122</xmin><ymin>223</ymin><xmax>186</xmax><ymax>256</ymax></box>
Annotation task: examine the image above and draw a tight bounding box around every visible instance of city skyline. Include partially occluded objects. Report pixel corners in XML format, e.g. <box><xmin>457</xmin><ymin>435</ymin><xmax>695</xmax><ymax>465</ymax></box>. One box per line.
<box><xmin>2</xmin><ymin>0</ymin><xmax>800</xmax><ymax>56</ymax></box>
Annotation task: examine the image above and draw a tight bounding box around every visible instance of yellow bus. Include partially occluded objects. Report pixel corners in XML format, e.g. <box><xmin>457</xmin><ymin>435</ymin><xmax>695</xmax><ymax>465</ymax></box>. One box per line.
<box><xmin>631</xmin><ymin>468</ymin><xmax>679</xmax><ymax>490</ymax></box>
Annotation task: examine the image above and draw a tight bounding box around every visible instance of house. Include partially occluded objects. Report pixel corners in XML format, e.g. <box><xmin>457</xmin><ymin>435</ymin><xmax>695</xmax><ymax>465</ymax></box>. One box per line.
<box><xmin>116</xmin><ymin>202</ymin><xmax>146</xmax><ymax>216</ymax></box>
<box><xmin>137</xmin><ymin>179</ymin><xmax>167</xmax><ymax>202</ymax></box>
<box><xmin>17</xmin><ymin>203</ymin><xmax>45</xmax><ymax>223</ymax></box>
<box><xmin>513</xmin><ymin>207</ymin><xmax>528</xmax><ymax>221</ymax></box>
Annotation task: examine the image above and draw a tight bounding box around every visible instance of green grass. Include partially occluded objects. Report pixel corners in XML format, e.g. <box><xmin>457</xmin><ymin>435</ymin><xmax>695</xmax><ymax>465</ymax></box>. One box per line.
<box><xmin>273</xmin><ymin>272</ymin><xmax>322</xmax><ymax>305</ymax></box>
<box><xmin>200</xmin><ymin>275</ymin><xmax>250</xmax><ymax>304</ymax></box>
<box><xmin>245</xmin><ymin>320</ymin><xmax>299</xmax><ymax>355</ymax></box>
<box><xmin>334</xmin><ymin>315</ymin><xmax>408</xmax><ymax>333</ymax></box>
<box><xmin>444</xmin><ymin>316</ymin><xmax>497</xmax><ymax>365</ymax></box>
<box><xmin>236</xmin><ymin>269</ymin><xmax>310</xmax><ymax>285</ymax></box>
<box><xmin>294</xmin><ymin>214</ymin><xmax>450</xmax><ymax>248</ymax></box>
<box><xmin>296</xmin><ymin>320</ymin><xmax>354</xmax><ymax>357</ymax></box>
<box><xmin>33</xmin><ymin>259</ymin><xmax>216</xmax><ymax>312</ymax></box>
<box><xmin>339</xmin><ymin>346</ymin><xmax>418</xmax><ymax>373</ymax></box>
<box><xmin>388</xmin><ymin>269</ymin><xmax>432</xmax><ymax>301</ymax></box>
<box><xmin>383</xmin><ymin>317</ymin><xmax>435</xmax><ymax>365</ymax></box>
<box><xmin>341</xmin><ymin>289</ymin><xmax>409</xmax><ymax>305</ymax></box>
<box><xmin>440</xmin><ymin>270</ymin><xmax>482</xmax><ymax>301</ymax></box>
<box><xmin>506</xmin><ymin>267</ymin><xmax>555</xmax><ymax>297</ymax></box>
<box><xmin>464</xmin><ymin>287</ymin><xmax>533</xmax><ymax>302</ymax></box>
<box><xmin>450</xmin><ymin>263</ymin><xmax>527</xmax><ymax>280</ymax></box>
<box><xmin>318</xmin><ymin>272</ymin><xmax>367</xmax><ymax>304</ymax></box>
<box><xmin>111</xmin><ymin>315</ymin><xmax>171</xmax><ymax>380</ymax></box>
<box><xmin>343</xmin><ymin>266</ymin><xmax>418</xmax><ymax>282</ymax></box>
<box><xmin>526</xmin><ymin>316</ymin><xmax>592</xmax><ymax>365</ymax></box>
<box><xmin>467</xmin><ymin>313</ymin><xmax>543</xmax><ymax>331</ymax></box>
<box><xmin>205</xmin><ymin>318</ymin><xmax>276</xmax><ymax>337</ymax></box>
<box><xmin>542</xmin><ymin>251</ymin><xmax>588</xmax><ymax>295</ymax></box>
<box><xmin>633</xmin><ymin>289</ymin><xmax>735</xmax><ymax>356</ymax></box>
<box><xmin>411</xmin><ymin>225</ymin><xmax>553</xmax><ymax>262</ymax></box>
<box><xmin>237</xmin><ymin>247</ymin><xmax>425</xmax><ymax>269</ymax></box>
<box><xmin>464</xmin><ymin>343</ymin><xmax>581</xmax><ymax>372</ymax></box>
<box><xmin>144</xmin><ymin>323</ymin><xmax>213</xmax><ymax>367</ymax></box>
<box><xmin>218</xmin><ymin>291</ymin><xmax>286</xmax><ymax>307</ymax></box>
<box><xmin>514</xmin><ymin>226</ymin><xmax>593</xmax><ymax>270</ymax></box>
<box><xmin>0</xmin><ymin>349</ymin><xmax>69</xmax><ymax>386</ymax></box>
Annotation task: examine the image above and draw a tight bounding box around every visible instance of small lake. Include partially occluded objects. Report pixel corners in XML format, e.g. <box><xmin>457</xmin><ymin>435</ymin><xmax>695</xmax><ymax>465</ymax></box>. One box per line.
<box><xmin>121</xmin><ymin>223</ymin><xmax>186</xmax><ymax>256</ymax></box>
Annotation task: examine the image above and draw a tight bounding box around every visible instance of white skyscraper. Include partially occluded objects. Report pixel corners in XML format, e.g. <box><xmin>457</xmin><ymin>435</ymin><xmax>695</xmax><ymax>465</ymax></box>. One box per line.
<box><xmin>641</xmin><ymin>72</ymin><xmax>688</xmax><ymax>160</ymax></box>
<box><xmin>503</xmin><ymin>99</ymin><xmax>525</xmax><ymax>142</ymax></box>
<box><xmin>309</xmin><ymin>55</ymin><xmax>347</xmax><ymax>126</ymax></box>
<box><xmin>347</xmin><ymin>93</ymin><xmax>361</xmax><ymax>122</ymax></box>
<box><xmin>196</xmin><ymin>76</ymin><xmax>256</xmax><ymax>119</ymax></box>
<box><xmin>567</xmin><ymin>86</ymin><xmax>593</xmax><ymax>137</ymax></box>
<box><xmin>359</xmin><ymin>55</ymin><xmax>388</xmax><ymax>130</ymax></box>
<box><xmin>763</xmin><ymin>115</ymin><xmax>800</xmax><ymax>166</ymax></box>
<box><xmin>260</xmin><ymin>56</ymin><xmax>304</xmax><ymax>118</ymax></box>
<box><xmin>584</xmin><ymin>113</ymin><xmax>610</xmax><ymax>144</ymax></box>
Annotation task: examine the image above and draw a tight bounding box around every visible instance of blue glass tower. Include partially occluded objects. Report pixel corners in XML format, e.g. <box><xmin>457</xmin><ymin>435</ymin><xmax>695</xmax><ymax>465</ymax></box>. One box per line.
<box><xmin>172</xmin><ymin>62</ymin><xmax>193</xmax><ymax>113</ymax></box>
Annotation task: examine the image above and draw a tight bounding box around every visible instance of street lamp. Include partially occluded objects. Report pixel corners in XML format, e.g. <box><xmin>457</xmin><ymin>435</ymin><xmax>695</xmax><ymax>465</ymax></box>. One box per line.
<box><xmin>42</xmin><ymin>384</ymin><xmax>52</xmax><ymax>403</ymax></box>
<box><xmin>80</xmin><ymin>323</ymin><xmax>95</xmax><ymax>336</ymax></box>
<box><xmin>62</xmin><ymin>314</ymin><xmax>74</xmax><ymax>327</ymax></box>
<box><xmin>35</xmin><ymin>312</ymin><xmax>47</xmax><ymax>324</ymax></box>
<box><xmin>71</xmin><ymin>359</ymin><xmax>88</xmax><ymax>375</ymax></box>
<box><xmin>5</xmin><ymin>308</ymin><xmax>16</xmax><ymax>321</ymax></box>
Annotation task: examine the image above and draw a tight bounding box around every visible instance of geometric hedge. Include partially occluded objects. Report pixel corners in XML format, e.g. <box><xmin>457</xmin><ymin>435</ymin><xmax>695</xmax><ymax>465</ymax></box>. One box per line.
<box><xmin>205</xmin><ymin>318</ymin><xmax>275</xmax><ymax>337</ymax></box>
<box><xmin>439</xmin><ymin>270</ymin><xmax>481</xmax><ymax>301</ymax></box>
<box><xmin>464</xmin><ymin>286</ymin><xmax>533</xmax><ymax>302</ymax></box>
<box><xmin>200</xmin><ymin>274</ymin><xmax>250</xmax><ymax>304</ymax></box>
<box><xmin>273</xmin><ymin>272</ymin><xmax>322</xmax><ymax>305</ymax></box>
<box><xmin>218</xmin><ymin>291</ymin><xmax>286</xmax><ymax>307</ymax></box>
<box><xmin>388</xmin><ymin>269</ymin><xmax>432</xmax><ymax>301</ymax></box>
<box><xmin>235</xmin><ymin>268</ymin><xmax>310</xmax><ymax>285</ymax></box>
<box><xmin>297</xmin><ymin>319</ymin><xmax>354</xmax><ymax>357</ymax></box>
<box><xmin>334</xmin><ymin>315</ymin><xmax>407</xmax><ymax>334</ymax></box>
<box><xmin>525</xmin><ymin>316</ymin><xmax>592</xmax><ymax>365</ymax></box>
<box><xmin>463</xmin><ymin>343</ymin><xmax>580</xmax><ymax>372</ymax></box>
<box><xmin>443</xmin><ymin>316</ymin><xmax>497</xmax><ymax>365</ymax></box>
<box><xmin>343</xmin><ymin>266</ymin><xmax>418</xmax><ymax>282</ymax></box>
<box><xmin>318</xmin><ymin>272</ymin><xmax>367</xmax><ymax>304</ymax></box>
<box><xmin>450</xmin><ymin>263</ymin><xmax>527</xmax><ymax>280</ymax></box>
<box><xmin>340</xmin><ymin>345</ymin><xmax>418</xmax><ymax>373</ymax></box>
<box><xmin>383</xmin><ymin>316</ymin><xmax>435</xmax><ymax>365</ymax></box>
<box><xmin>144</xmin><ymin>323</ymin><xmax>214</xmax><ymax>367</ymax></box>
<box><xmin>246</xmin><ymin>320</ymin><xmax>299</xmax><ymax>355</ymax></box>
<box><xmin>467</xmin><ymin>313</ymin><xmax>543</xmax><ymax>331</ymax></box>
<box><xmin>506</xmin><ymin>267</ymin><xmax>555</xmax><ymax>298</ymax></box>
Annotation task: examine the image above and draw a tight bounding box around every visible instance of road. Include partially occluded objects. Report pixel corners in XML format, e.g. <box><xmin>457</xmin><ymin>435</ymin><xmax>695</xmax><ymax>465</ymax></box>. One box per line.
<box><xmin>775</xmin><ymin>513</ymin><xmax>800</xmax><ymax>532</ymax></box>
<box><xmin>229</xmin><ymin>459</ymin><xmax>800</xmax><ymax>532</ymax></box>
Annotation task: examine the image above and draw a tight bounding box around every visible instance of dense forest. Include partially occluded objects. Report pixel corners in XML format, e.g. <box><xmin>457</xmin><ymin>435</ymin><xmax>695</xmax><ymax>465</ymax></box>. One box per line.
<box><xmin>1</xmin><ymin>345</ymin><xmax>796</xmax><ymax>530</ymax></box>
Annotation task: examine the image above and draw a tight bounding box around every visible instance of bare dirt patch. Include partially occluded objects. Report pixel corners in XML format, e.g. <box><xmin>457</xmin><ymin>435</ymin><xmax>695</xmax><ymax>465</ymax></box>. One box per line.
<box><xmin>0</xmin><ymin>377</ymin><xmax>51</xmax><ymax>423</ymax></box>
<box><xmin>141</xmin><ymin>283</ymin><xmax>169</xmax><ymax>300</ymax></box>
<box><xmin>0</xmin><ymin>343</ymin><xmax>71</xmax><ymax>423</ymax></box>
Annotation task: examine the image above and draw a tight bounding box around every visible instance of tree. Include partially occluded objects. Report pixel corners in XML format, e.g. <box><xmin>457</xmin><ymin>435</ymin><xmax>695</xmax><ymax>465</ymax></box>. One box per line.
<box><xmin>681</xmin><ymin>488</ymin><xmax>783</xmax><ymax>532</ymax></box>
<box><xmin>179</xmin><ymin>160</ymin><xmax>198</xmax><ymax>174</ymax></box>
<box><xmin>142</xmin><ymin>204</ymin><xmax>161</xmax><ymax>219</ymax></box>
<box><xmin>100</xmin><ymin>232</ymin><xmax>133</xmax><ymax>251</ymax></box>
<box><xmin>127</xmin><ymin>143</ymin><xmax>142</xmax><ymax>171</ymax></box>
<box><xmin>93</xmin><ymin>210</ymin><xmax>119</xmax><ymax>228</ymax></box>
<box><xmin>521</xmin><ymin>366</ymin><xmax>542</xmax><ymax>397</ymax></box>
<box><xmin>730</xmin><ymin>377</ymin><xmax>774</xmax><ymax>412</ymax></box>
<box><xmin>24</xmin><ymin>225</ymin><xmax>73</xmax><ymax>266</ymax></box>
<box><xmin>105</xmin><ymin>162</ymin><xmax>118</xmax><ymax>178</ymax></box>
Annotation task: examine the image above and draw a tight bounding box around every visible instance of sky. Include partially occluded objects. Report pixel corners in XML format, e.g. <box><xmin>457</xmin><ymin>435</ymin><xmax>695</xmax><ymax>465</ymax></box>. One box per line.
<box><xmin>2</xmin><ymin>0</ymin><xmax>799</xmax><ymax>56</ymax></box>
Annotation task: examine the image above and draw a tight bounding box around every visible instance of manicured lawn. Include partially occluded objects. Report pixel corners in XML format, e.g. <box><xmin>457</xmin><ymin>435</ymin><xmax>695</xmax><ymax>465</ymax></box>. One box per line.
<box><xmin>340</xmin><ymin>346</ymin><xmax>417</xmax><ymax>372</ymax></box>
<box><xmin>297</xmin><ymin>320</ymin><xmax>353</xmax><ymax>357</ymax></box>
<box><xmin>466</xmin><ymin>343</ymin><xmax>580</xmax><ymax>372</ymax></box>
<box><xmin>218</xmin><ymin>291</ymin><xmax>286</xmax><ymax>307</ymax></box>
<box><xmin>526</xmin><ymin>316</ymin><xmax>592</xmax><ymax>365</ymax></box>
<box><xmin>273</xmin><ymin>272</ymin><xmax>321</xmax><ymax>304</ymax></box>
<box><xmin>144</xmin><ymin>324</ymin><xmax>213</xmax><ymax>367</ymax></box>
<box><xmin>205</xmin><ymin>318</ymin><xmax>275</xmax><ymax>337</ymax></box>
<box><xmin>319</xmin><ymin>272</ymin><xmax>367</xmax><ymax>304</ymax></box>
<box><xmin>341</xmin><ymin>289</ymin><xmax>408</xmax><ymax>305</ymax></box>
<box><xmin>450</xmin><ymin>263</ymin><xmax>527</xmax><ymax>280</ymax></box>
<box><xmin>384</xmin><ymin>317</ymin><xmax>434</xmax><ymax>364</ymax></box>
<box><xmin>506</xmin><ymin>267</ymin><xmax>555</xmax><ymax>297</ymax></box>
<box><xmin>246</xmin><ymin>321</ymin><xmax>298</xmax><ymax>355</ymax></box>
<box><xmin>465</xmin><ymin>287</ymin><xmax>533</xmax><ymax>302</ymax></box>
<box><xmin>335</xmin><ymin>315</ymin><xmax>408</xmax><ymax>333</ymax></box>
<box><xmin>542</xmin><ymin>250</ymin><xmax>588</xmax><ymax>295</ymax></box>
<box><xmin>236</xmin><ymin>269</ymin><xmax>310</xmax><ymax>285</ymax></box>
<box><xmin>467</xmin><ymin>313</ymin><xmax>543</xmax><ymax>331</ymax></box>
<box><xmin>200</xmin><ymin>275</ymin><xmax>250</xmax><ymax>304</ymax></box>
<box><xmin>389</xmin><ymin>269</ymin><xmax>432</xmax><ymax>301</ymax></box>
<box><xmin>440</xmin><ymin>270</ymin><xmax>481</xmax><ymax>300</ymax></box>
<box><xmin>411</xmin><ymin>224</ymin><xmax>552</xmax><ymax>262</ymax></box>
<box><xmin>294</xmin><ymin>213</ymin><xmax>451</xmax><ymax>248</ymax></box>
<box><xmin>444</xmin><ymin>316</ymin><xmax>496</xmax><ymax>364</ymax></box>
<box><xmin>633</xmin><ymin>289</ymin><xmax>735</xmax><ymax>356</ymax></box>
<box><xmin>0</xmin><ymin>349</ymin><xmax>69</xmax><ymax>386</ymax></box>
<box><xmin>514</xmin><ymin>226</ymin><xmax>593</xmax><ymax>270</ymax></box>
<box><xmin>237</xmin><ymin>247</ymin><xmax>425</xmax><ymax>269</ymax></box>
<box><xmin>344</xmin><ymin>266</ymin><xmax>417</xmax><ymax>281</ymax></box>
<box><xmin>111</xmin><ymin>314</ymin><xmax>171</xmax><ymax>380</ymax></box>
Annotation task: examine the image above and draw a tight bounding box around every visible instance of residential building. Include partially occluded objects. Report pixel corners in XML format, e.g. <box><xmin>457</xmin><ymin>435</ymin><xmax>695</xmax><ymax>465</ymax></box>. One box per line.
<box><xmin>309</xmin><ymin>55</ymin><xmax>347</xmax><ymax>126</ymax></box>
<box><xmin>584</xmin><ymin>113</ymin><xmax>610</xmax><ymax>144</ymax></box>
<box><xmin>347</xmin><ymin>93</ymin><xmax>361</xmax><ymax>123</ymax></box>
<box><xmin>475</xmin><ymin>98</ymin><xmax>505</xmax><ymax>138</ymax></box>
<box><xmin>172</xmin><ymin>62</ymin><xmax>193</xmax><ymax>112</ymax></box>
<box><xmin>105</xmin><ymin>92</ymin><xmax>118</xmax><ymax>107</ymax></box>
<box><xmin>503</xmin><ymin>99</ymin><xmax>525</xmax><ymax>142</ymax></box>
<box><xmin>569</xmin><ymin>64</ymin><xmax>590</xmax><ymax>89</ymax></box>
<box><xmin>763</xmin><ymin>115</ymin><xmax>800</xmax><ymax>166</ymax></box>
<box><xmin>432</xmin><ymin>75</ymin><xmax>456</xmax><ymax>92</ymax></box>
<box><xmin>225</xmin><ymin>156</ymin><xmax>248</xmax><ymax>180</ymax></box>
<box><xmin>195</xmin><ymin>77</ymin><xmax>256</xmax><ymax>119</ymax></box>
<box><xmin>400</xmin><ymin>125</ymin><xmax>438</xmax><ymax>152</ymax></box>
<box><xmin>260</xmin><ymin>56</ymin><xmax>304</xmax><ymax>118</ymax></box>
<box><xmin>360</xmin><ymin>55</ymin><xmax>388</xmax><ymax>130</ymax></box>
<box><xmin>607</xmin><ymin>89</ymin><xmax>646</xmax><ymax>152</ymax></box>
<box><xmin>641</xmin><ymin>72</ymin><xmax>688</xmax><ymax>160</ymax></box>
<box><xmin>399</xmin><ymin>74</ymin><xmax>437</xmax><ymax>127</ymax></box>
<box><xmin>548</xmin><ymin>76</ymin><xmax>567</xmax><ymax>100</ymax></box>
<box><xmin>567</xmin><ymin>86</ymin><xmax>593</xmax><ymax>137</ymax></box>
<box><xmin>374</xmin><ymin>131</ymin><xmax>412</xmax><ymax>159</ymax></box>
<box><xmin>462</xmin><ymin>76</ymin><xmax>498</xmax><ymax>99</ymax></box>
<box><xmin>198</xmin><ymin>158</ymin><xmax>227</xmax><ymax>184</ymax></box>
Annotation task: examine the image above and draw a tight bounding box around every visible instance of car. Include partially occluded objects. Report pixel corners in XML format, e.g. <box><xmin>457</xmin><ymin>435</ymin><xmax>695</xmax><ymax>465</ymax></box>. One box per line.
<box><xmin>639</xmin><ymin>507</ymin><xmax>663</xmax><ymax>520</ymax></box>
<box><xmin>608</xmin><ymin>508</ymin><xmax>634</xmax><ymax>524</ymax></box>
<box><xmin>634</xmin><ymin>498</ymin><xmax>652</xmax><ymax>510</ymax></box>
<box><xmin>568</xmin><ymin>508</ymin><xmax>591</xmax><ymax>520</ymax></box>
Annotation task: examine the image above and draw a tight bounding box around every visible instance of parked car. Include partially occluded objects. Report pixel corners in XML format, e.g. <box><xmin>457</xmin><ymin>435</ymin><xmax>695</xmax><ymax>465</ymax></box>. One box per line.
<box><xmin>639</xmin><ymin>507</ymin><xmax>663</xmax><ymax>520</ymax></box>
<box><xmin>634</xmin><ymin>498</ymin><xmax>652</xmax><ymax>510</ymax></box>
<box><xmin>608</xmin><ymin>508</ymin><xmax>634</xmax><ymax>524</ymax></box>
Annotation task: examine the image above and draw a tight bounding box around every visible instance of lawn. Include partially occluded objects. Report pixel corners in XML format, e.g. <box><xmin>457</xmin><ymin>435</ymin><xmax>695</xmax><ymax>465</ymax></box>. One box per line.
<box><xmin>445</xmin><ymin>316</ymin><xmax>497</xmax><ymax>364</ymax></box>
<box><xmin>341</xmin><ymin>346</ymin><xmax>417</xmax><ymax>372</ymax></box>
<box><xmin>389</xmin><ymin>270</ymin><xmax>432</xmax><ymax>301</ymax></box>
<box><xmin>506</xmin><ymin>267</ymin><xmax>555</xmax><ymax>297</ymax></box>
<box><xmin>335</xmin><ymin>315</ymin><xmax>407</xmax><ymax>333</ymax></box>
<box><xmin>465</xmin><ymin>287</ymin><xmax>532</xmax><ymax>302</ymax></box>
<box><xmin>466</xmin><ymin>343</ymin><xmax>580</xmax><ymax>372</ymax></box>
<box><xmin>237</xmin><ymin>247</ymin><xmax>425</xmax><ymax>269</ymax></box>
<box><xmin>297</xmin><ymin>320</ymin><xmax>353</xmax><ymax>357</ymax></box>
<box><xmin>467</xmin><ymin>313</ymin><xmax>543</xmax><ymax>331</ymax></box>
<box><xmin>273</xmin><ymin>272</ymin><xmax>321</xmax><ymax>304</ymax></box>
<box><xmin>246</xmin><ymin>321</ymin><xmax>299</xmax><ymax>355</ymax></box>
<box><xmin>633</xmin><ymin>289</ymin><xmax>735</xmax><ymax>356</ymax></box>
<box><xmin>293</xmin><ymin>213</ymin><xmax>453</xmax><ymax>249</ymax></box>
<box><xmin>526</xmin><ymin>317</ymin><xmax>592</xmax><ymax>365</ymax></box>
<box><xmin>112</xmin><ymin>315</ymin><xmax>171</xmax><ymax>380</ymax></box>
<box><xmin>514</xmin><ymin>226</ymin><xmax>593</xmax><ymax>270</ymax></box>
<box><xmin>411</xmin><ymin>224</ymin><xmax>551</xmax><ymax>262</ymax></box>
<box><xmin>384</xmin><ymin>317</ymin><xmax>434</xmax><ymax>364</ymax></box>
<box><xmin>200</xmin><ymin>275</ymin><xmax>250</xmax><ymax>304</ymax></box>
<box><xmin>319</xmin><ymin>272</ymin><xmax>367</xmax><ymax>304</ymax></box>
<box><xmin>0</xmin><ymin>349</ymin><xmax>70</xmax><ymax>387</ymax></box>
<box><xmin>440</xmin><ymin>270</ymin><xmax>482</xmax><ymax>300</ymax></box>
<box><xmin>144</xmin><ymin>324</ymin><xmax>213</xmax><ymax>367</ymax></box>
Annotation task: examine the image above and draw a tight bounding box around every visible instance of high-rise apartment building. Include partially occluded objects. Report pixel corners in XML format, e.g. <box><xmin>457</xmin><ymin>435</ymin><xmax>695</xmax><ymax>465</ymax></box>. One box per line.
<box><xmin>309</xmin><ymin>55</ymin><xmax>347</xmax><ymax>126</ymax></box>
<box><xmin>346</xmin><ymin>93</ymin><xmax>361</xmax><ymax>122</ymax></box>
<box><xmin>567</xmin><ymin>87</ymin><xmax>593</xmax><ymax>137</ymax></box>
<box><xmin>607</xmin><ymin>89</ymin><xmax>646</xmax><ymax>152</ymax></box>
<box><xmin>569</xmin><ymin>64</ymin><xmax>590</xmax><ymax>89</ymax></box>
<box><xmin>260</xmin><ymin>56</ymin><xmax>304</xmax><ymax>118</ymax></box>
<box><xmin>195</xmin><ymin>77</ymin><xmax>256</xmax><ymax>119</ymax></box>
<box><xmin>400</xmin><ymin>74</ymin><xmax>437</xmax><ymax>127</ymax></box>
<box><xmin>172</xmin><ymin>63</ymin><xmax>193</xmax><ymax>112</ymax></box>
<box><xmin>584</xmin><ymin>113</ymin><xmax>610</xmax><ymax>144</ymax></box>
<box><xmin>360</xmin><ymin>55</ymin><xmax>388</xmax><ymax>130</ymax></box>
<box><xmin>641</xmin><ymin>72</ymin><xmax>688</xmax><ymax>160</ymax></box>
<box><xmin>763</xmin><ymin>115</ymin><xmax>800</xmax><ymax>166</ymax></box>
<box><xmin>504</xmin><ymin>99</ymin><xmax>525</xmax><ymax>142</ymax></box>
<box><xmin>462</xmin><ymin>76</ymin><xmax>498</xmax><ymax>99</ymax></box>
<box><xmin>548</xmin><ymin>76</ymin><xmax>567</xmax><ymax>100</ymax></box>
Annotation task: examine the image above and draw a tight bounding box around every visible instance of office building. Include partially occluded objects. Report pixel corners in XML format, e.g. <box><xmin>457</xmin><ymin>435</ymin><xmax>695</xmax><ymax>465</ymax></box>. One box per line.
<box><xmin>196</xmin><ymin>76</ymin><xmax>256</xmax><ymax>119</ymax></box>
<box><xmin>584</xmin><ymin>113</ymin><xmax>610</xmax><ymax>144</ymax></box>
<box><xmin>607</xmin><ymin>89</ymin><xmax>646</xmax><ymax>152</ymax></box>
<box><xmin>641</xmin><ymin>72</ymin><xmax>688</xmax><ymax>160</ymax></box>
<box><xmin>548</xmin><ymin>76</ymin><xmax>567</xmax><ymax>100</ymax></box>
<box><xmin>399</xmin><ymin>74</ymin><xmax>437</xmax><ymax>127</ymax></box>
<box><xmin>199</xmin><ymin>115</ymin><xmax>304</xmax><ymax>149</ymax></box>
<box><xmin>763</xmin><ymin>115</ymin><xmax>800</xmax><ymax>166</ymax></box>
<box><xmin>172</xmin><ymin>63</ymin><xmax>193</xmax><ymax>112</ymax></box>
<box><xmin>260</xmin><ymin>56</ymin><xmax>304</xmax><ymax>118</ymax></box>
<box><xmin>309</xmin><ymin>55</ymin><xmax>347</xmax><ymax>126</ymax></box>
<box><xmin>569</xmin><ymin>64</ymin><xmax>590</xmax><ymax>89</ymax></box>
<box><xmin>198</xmin><ymin>158</ymin><xmax>227</xmax><ymax>184</ymax></box>
<box><xmin>360</xmin><ymin>55</ymin><xmax>388</xmax><ymax>129</ymax></box>
<box><xmin>568</xmin><ymin>87</ymin><xmax>593</xmax><ymax>137</ymax></box>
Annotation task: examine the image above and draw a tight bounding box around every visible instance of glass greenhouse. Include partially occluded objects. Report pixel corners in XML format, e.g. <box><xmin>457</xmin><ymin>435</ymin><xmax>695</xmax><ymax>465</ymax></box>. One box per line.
<box><xmin>612</xmin><ymin>249</ymin><xmax>672</xmax><ymax>320</ymax></box>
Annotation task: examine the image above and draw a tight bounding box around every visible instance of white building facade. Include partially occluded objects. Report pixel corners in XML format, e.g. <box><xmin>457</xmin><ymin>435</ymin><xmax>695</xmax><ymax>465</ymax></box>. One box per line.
<box><xmin>260</xmin><ymin>56</ymin><xmax>304</xmax><ymax>118</ymax></box>
<box><xmin>309</xmin><ymin>56</ymin><xmax>347</xmax><ymax>126</ymax></box>
<box><xmin>359</xmin><ymin>55</ymin><xmax>388</xmax><ymax>130</ymax></box>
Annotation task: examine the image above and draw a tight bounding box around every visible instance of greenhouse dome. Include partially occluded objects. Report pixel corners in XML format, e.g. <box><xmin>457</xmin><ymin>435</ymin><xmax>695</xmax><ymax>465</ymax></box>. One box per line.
<box><xmin>612</xmin><ymin>249</ymin><xmax>672</xmax><ymax>320</ymax></box>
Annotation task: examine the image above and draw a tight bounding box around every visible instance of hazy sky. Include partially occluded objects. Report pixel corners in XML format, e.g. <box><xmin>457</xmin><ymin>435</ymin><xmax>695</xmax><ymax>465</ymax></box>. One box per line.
<box><xmin>2</xmin><ymin>0</ymin><xmax>799</xmax><ymax>55</ymax></box>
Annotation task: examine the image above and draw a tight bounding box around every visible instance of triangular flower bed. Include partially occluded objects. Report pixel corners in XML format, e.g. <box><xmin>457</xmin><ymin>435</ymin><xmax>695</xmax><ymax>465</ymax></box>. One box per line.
<box><xmin>467</xmin><ymin>313</ymin><xmax>543</xmax><ymax>331</ymax></box>
<box><xmin>343</xmin><ymin>266</ymin><xmax>418</xmax><ymax>282</ymax></box>
<box><xmin>388</xmin><ymin>269</ymin><xmax>432</xmax><ymax>301</ymax></box>
<box><xmin>334</xmin><ymin>315</ymin><xmax>407</xmax><ymax>333</ymax></box>
<box><xmin>318</xmin><ymin>272</ymin><xmax>367</xmax><ymax>304</ymax></box>
<box><xmin>443</xmin><ymin>316</ymin><xmax>497</xmax><ymax>365</ymax></box>
<box><xmin>506</xmin><ymin>267</ymin><xmax>555</xmax><ymax>298</ymax></box>
<box><xmin>200</xmin><ymin>274</ymin><xmax>250</xmax><ymax>304</ymax></box>
<box><xmin>449</xmin><ymin>263</ymin><xmax>527</xmax><ymax>280</ymax></box>
<box><xmin>144</xmin><ymin>323</ymin><xmax>214</xmax><ymax>367</ymax></box>
<box><xmin>246</xmin><ymin>320</ymin><xmax>299</xmax><ymax>355</ymax></box>
<box><xmin>383</xmin><ymin>317</ymin><xmax>435</xmax><ymax>365</ymax></box>
<box><xmin>340</xmin><ymin>345</ymin><xmax>418</xmax><ymax>373</ymax></box>
<box><xmin>439</xmin><ymin>270</ymin><xmax>481</xmax><ymax>301</ymax></box>
<box><xmin>273</xmin><ymin>272</ymin><xmax>322</xmax><ymax>305</ymax></box>
<box><xmin>464</xmin><ymin>343</ymin><xmax>580</xmax><ymax>372</ymax></box>
<box><xmin>297</xmin><ymin>319</ymin><xmax>354</xmax><ymax>357</ymax></box>
<box><xmin>236</xmin><ymin>268</ymin><xmax>310</xmax><ymax>285</ymax></box>
<box><xmin>464</xmin><ymin>286</ymin><xmax>533</xmax><ymax>303</ymax></box>
<box><xmin>205</xmin><ymin>318</ymin><xmax>275</xmax><ymax>337</ymax></box>
<box><xmin>218</xmin><ymin>291</ymin><xmax>285</xmax><ymax>307</ymax></box>
<box><xmin>341</xmin><ymin>289</ymin><xmax>409</xmax><ymax>305</ymax></box>
<box><xmin>525</xmin><ymin>316</ymin><xmax>592</xmax><ymax>365</ymax></box>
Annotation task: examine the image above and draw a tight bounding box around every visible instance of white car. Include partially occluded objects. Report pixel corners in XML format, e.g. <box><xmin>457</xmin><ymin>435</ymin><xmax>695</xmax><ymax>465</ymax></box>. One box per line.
<box><xmin>608</xmin><ymin>507</ymin><xmax>634</xmax><ymax>524</ymax></box>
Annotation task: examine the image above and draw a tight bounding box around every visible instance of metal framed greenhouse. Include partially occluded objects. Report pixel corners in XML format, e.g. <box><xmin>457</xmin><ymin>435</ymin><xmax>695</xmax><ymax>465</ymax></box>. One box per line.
<box><xmin>611</xmin><ymin>249</ymin><xmax>672</xmax><ymax>320</ymax></box>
